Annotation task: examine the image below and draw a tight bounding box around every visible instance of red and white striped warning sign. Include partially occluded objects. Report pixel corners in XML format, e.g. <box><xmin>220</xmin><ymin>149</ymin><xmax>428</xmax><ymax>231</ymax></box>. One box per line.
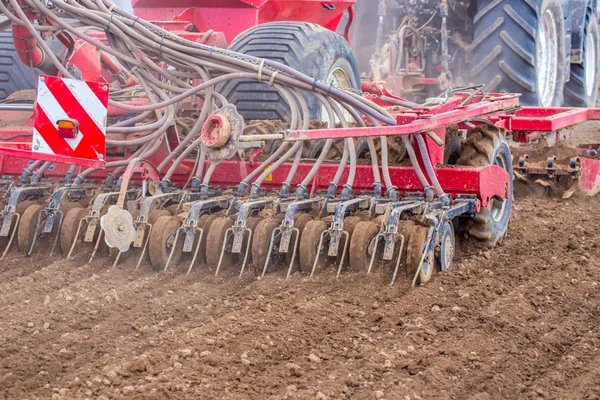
<box><xmin>33</xmin><ymin>75</ymin><xmax>109</xmax><ymax>165</ymax></box>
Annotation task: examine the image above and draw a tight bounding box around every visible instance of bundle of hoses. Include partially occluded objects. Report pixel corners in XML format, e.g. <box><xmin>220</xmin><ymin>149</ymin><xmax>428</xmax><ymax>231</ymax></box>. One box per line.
<box><xmin>1</xmin><ymin>0</ymin><xmax>443</xmax><ymax>198</ymax></box>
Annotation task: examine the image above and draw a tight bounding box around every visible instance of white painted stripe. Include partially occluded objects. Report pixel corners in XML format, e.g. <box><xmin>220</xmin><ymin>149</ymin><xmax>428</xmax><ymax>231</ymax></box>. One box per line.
<box><xmin>37</xmin><ymin>80</ymin><xmax>86</xmax><ymax>151</ymax></box>
<box><xmin>32</xmin><ymin>128</ymin><xmax>54</xmax><ymax>155</ymax></box>
<box><xmin>64</xmin><ymin>80</ymin><xmax>107</xmax><ymax>133</ymax></box>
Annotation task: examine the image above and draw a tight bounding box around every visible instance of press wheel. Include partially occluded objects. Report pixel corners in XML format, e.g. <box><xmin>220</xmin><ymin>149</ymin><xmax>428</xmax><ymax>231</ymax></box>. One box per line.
<box><xmin>148</xmin><ymin>215</ymin><xmax>181</xmax><ymax>271</ymax></box>
<box><xmin>60</xmin><ymin>207</ymin><xmax>88</xmax><ymax>257</ymax></box>
<box><xmin>251</xmin><ymin>218</ymin><xmax>280</xmax><ymax>274</ymax></box>
<box><xmin>349</xmin><ymin>220</ymin><xmax>379</xmax><ymax>273</ymax></box>
<box><xmin>17</xmin><ymin>204</ymin><xmax>44</xmax><ymax>255</ymax></box>
<box><xmin>298</xmin><ymin>219</ymin><xmax>328</xmax><ymax>274</ymax></box>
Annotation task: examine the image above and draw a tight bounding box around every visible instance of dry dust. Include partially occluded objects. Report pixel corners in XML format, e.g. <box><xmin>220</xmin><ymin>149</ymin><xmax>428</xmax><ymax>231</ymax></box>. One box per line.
<box><xmin>1</xmin><ymin>197</ymin><xmax>600</xmax><ymax>400</ymax></box>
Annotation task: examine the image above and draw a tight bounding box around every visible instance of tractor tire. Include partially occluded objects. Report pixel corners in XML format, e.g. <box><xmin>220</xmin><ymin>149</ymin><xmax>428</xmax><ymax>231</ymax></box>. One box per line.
<box><xmin>220</xmin><ymin>22</ymin><xmax>361</xmax><ymax>123</ymax></box>
<box><xmin>564</xmin><ymin>12</ymin><xmax>600</xmax><ymax>107</ymax></box>
<box><xmin>0</xmin><ymin>30</ymin><xmax>38</xmax><ymax>100</ymax></box>
<box><xmin>457</xmin><ymin>125</ymin><xmax>513</xmax><ymax>247</ymax></box>
<box><xmin>471</xmin><ymin>0</ymin><xmax>567</xmax><ymax>106</ymax></box>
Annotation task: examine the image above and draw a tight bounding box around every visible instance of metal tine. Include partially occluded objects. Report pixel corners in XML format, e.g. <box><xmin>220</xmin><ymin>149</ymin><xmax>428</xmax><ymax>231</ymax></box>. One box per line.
<box><xmin>1</xmin><ymin>212</ymin><xmax>20</xmax><ymax>260</ymax></box>
<box><xmin>49</xmin><ymin>210</ymin><xmax>64</xmax><ymax>257</ymax></box>
<box><xmin>260</xmin><ymin>227</ymin><xmax>280</xmax><ymax>279</ymax></box>
<box><xmin>335</xmin><ymin>230</ymin><xmax>350</xmax><ymax>278</ymax></box>
<box><xmin>27</xmin><ymin>209</ymin><xmax>46</xmax><ymax>256</ymax></box>
<box><xmin>135</xmin><ymin>222</ymin><xmax>154</xmax><ymax>270</ymax></box>
<box><xmin>366</xmin><ymin>233</ymin><xmax>385</xmax><ymax>275</ymax></box>
<box><xmin>310</xmin><ymin>229</ymin><xmax>329</xmax><ymax>278</ymax></box>
<box><xmin>185</xmin><ymin>227</ymin><xmax>204</xmax><ymax>276</ymax></box>
<box><xmin>410</xmin><ymin>226</ymin><xmax>435</xmax><ymax>287</ymax></box>
<box><xmin>164</xmin><ymin>226</ymin><xmax>183</xmax><ymax>271</ymax></box>
<box><xmin>66</xmin><ymin>217</ymin><xmax>88</xmax><ymax>259</ymax></box>
<box><xmin>111</xmin><ymin>250</ymin><xmax>122</xmax><ymax>270</ymax></box>
<box><xmin>284</xmin><ymin>227</ymin><xmax>301</xmax><ymax>281</ymax></box>
<box><xmin>89</xmin><ymin>227</ymin><xmax>105</xmax><ymax>263</ymax></box>
<box><xmin>237</xmin><ymin>227</ymin><xmax>252</xmax><ymax>278</ymax></box>
<box><xmin>214</xmin><ymin>228</ymin><xmax>233</xmax><ymax>276</ymax></box>
<box><xmin>390</xmin><ymin>235</ymin><xmax>405</xmax><ymax>286</ymax></box>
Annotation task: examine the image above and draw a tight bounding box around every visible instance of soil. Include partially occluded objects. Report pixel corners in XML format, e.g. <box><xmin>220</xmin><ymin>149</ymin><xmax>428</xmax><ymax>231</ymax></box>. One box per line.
<box><xmin>1</xmin><ymin>196</ymin><xmax>600</xmax><ymax>400</ymax></box>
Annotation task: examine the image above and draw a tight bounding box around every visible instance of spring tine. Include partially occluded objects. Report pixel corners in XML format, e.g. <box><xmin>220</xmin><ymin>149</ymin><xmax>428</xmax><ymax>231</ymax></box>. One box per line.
<box><xmin>111</xmin><ymin>250</ymin><xmax>122</xmax><ymax>269</ymax></box>
<box><xmin>310</xmin><ymin>230</ymin><xmax>328</xmax><ymax>278</ymax></box>
<box><xmin>238</xmin><ymin>228</ymin><xmax>252</xmax><ymax>278</ymax></box>
<box><xmin>335</xmin><ymin>230</ymin><xmax>350</xmax><ymax>278</ymax></box>
<box><xmin>27</xmin><ymin>209</ymin><xmax>45</xmax><ymax>256</ymax></box>
<box><xmin>186</xmin><ymin>227</ymin><xmax>204</xmax><ymax>276</ymax></box>
<box><xmin>410</xmin><ymin>227</ymin><xmax>434</xmax><ymax>287</ymax></box>
<box><xmin>1</xmin><ymin>213</ymin><xmax>20</xmax><ymax>260</ymax></box>
<box><xmin>367</xmin><ymin>233</ymin><xmax>384</xmax><ymax>275</ymax></box>
<box><xmin>89</xmin><ymin>227</ymin><xmax>104</xmax><ymax>263</ymax></box>
<box><xmin>67</xmin><ymin>217</ymin><xmax>87</xmax><ymax>259</ymax></box>
<box><xmin>285</xmin><ymin>227</ymin><xmax>300</xmax><ymax>281</ymax></box>
<box><xmin>390</xmin><ymin>235</ymin><xmax>405</xmax><ymax>286</ymax></box>
<box><xmin>49</xmin><ymin>210</ymin><xmax>64</xmax><ymax>257</ymax></box>
<box><xmin>215</xmin><ymin>228</ymin><xmax>233</xmax><ymax>276</ymax></box>
<box><xmin>260</xmin><ymin>228</ymin><xmax>278</xmax><ymax>278</ymax></box>
<box><xmin>135</xmin><ymin>224</ymin><xmax>152</xmax><ymax>270</ymax></box>
<box><xmin>164</xmin><ymin>227</ymin><xmax>183</xmax><ymax>271</ymax></box>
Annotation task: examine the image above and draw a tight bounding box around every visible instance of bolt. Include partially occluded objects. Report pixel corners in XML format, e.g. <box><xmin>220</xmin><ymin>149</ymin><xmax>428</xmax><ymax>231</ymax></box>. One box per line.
<box><xmin>98</xmin><ymin>153</ymin><xmax>104</xmax><ymax>160</ymax></box>
<box><xmin>102</xmin><ymin>86</ymin><xmax>108</xmax><ymax>91</ymax></box>
<box><xmin>117</xmin><ymin>224</ymin><xmax>123</xmax><ymax>232</ymax></box>
<box><xmin>40</xmin><ymin>77</ymin><xmax>45</xmax><ymax>82</ymax></box>
<box><xmin>33</xmin><ymin>145</ymin><xmax>39</xmax><ymax>151</ymax></box>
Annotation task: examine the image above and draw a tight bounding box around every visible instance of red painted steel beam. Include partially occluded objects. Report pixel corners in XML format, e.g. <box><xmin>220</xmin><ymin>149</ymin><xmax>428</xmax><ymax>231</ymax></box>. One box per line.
<box><xmin>508</xmin><ymin>107</ymin><xmax>600</xmax><ymax>131</ymax></box>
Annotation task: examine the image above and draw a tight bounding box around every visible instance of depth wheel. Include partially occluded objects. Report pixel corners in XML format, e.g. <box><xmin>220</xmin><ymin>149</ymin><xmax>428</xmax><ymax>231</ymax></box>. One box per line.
<box><xmin>349</xmin><ymin>220</ymin><xmax>379</xmax><ymax>273</ymax></box>
<box><xmin>205</xmin><ymin>217</ymin><xmax>234</xmax><ymax>270</ymax></box>
<box><xmin>436</xmin><ymin>221</ymin><xmax>455</xmax><ymax>272</ymax></box>
<box><xmin>60</xmin><ymin>207</ymin><xmax>88</xmax><ymax>257</ymax></box>
<box><xmin>298</xmin><ymin>219</ymin><xmax>328</xmax><ymax>274</ymax></box>
<box><xmin>17</xmin><ymin>204</ymin><xmax>44</xmax><ymax>255</ymax></box>
<box><xmin>406</xmin><ymin>225</ymin><xmax>434</xmax><ymax>285</ymax></box>
<box><xmin>251</xmin><ymin>218</ymin><xmax>280</xmax><ymax>274</ymax></box>
<box><xmin>148</xmin><ymin>215</ymin><xmax>181</xmax><ymax>271</ymax></box>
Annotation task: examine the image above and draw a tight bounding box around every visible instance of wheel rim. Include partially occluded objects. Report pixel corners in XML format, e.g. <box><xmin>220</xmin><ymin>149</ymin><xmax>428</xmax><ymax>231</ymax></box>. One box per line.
<box><xmin>322</xmin><ymin>67</ymin><xmax>353</xmax><ymax>123</ymax></box>
<box><xmin>585</xmin><ymin>26</ymin><xmax>598</xmax><ymax>98</ymax></box>
<box><xmin>536</xmin><ymin>9</ymin><xmax>559</xmax><ymax>107</ymax></box>
<box><xmin>491</xmin><ymin>152</ymin><xmax>509</xmax><ymax>222</ymax></box>
<box><xmin>443</xmin><ymin>226</ymin><xmax>455</xmax><ymax>270</ymax></box>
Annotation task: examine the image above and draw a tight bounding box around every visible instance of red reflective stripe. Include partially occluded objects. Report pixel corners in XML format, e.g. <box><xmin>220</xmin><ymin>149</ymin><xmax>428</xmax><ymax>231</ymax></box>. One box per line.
<box><xmin>85</xmin><ymin>80</ymin><xmax>109</xmax><ymax>104</ymax></box>
<box><xmin>45</xmin><ymin>78</ymin><xmax>105</xmax><ymax>154</ymax></box>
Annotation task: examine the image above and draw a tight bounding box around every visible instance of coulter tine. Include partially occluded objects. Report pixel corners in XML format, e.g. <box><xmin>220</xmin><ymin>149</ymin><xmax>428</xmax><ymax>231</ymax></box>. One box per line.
<box><xmin>390</xmin><ymin>235</ymin><xmax>405</xmax><ymax>286</ymax></box>
<box><xmin>1</xmin><ymin>213</ymin><xmax>20</xmax><ymax>260</ymax></box>
<box><xmin>367</xmin><ymin>233</ymin><xmax>384</xmax><ymax>275</ymax></box>
<box><xmin>27</xmin><ymin>210</ymin><xmax>45</xmax><ymax>256</ymax></box>
<box><xmin>164</xmin><ymin>227</ymin><xmax>183</xmax><ymax>271</ymax></box>
<box><xmin>49</xmin><ymin>211</ymin><xmax>65</xmax><ymax>257</ymax></box>
<box><xmin>310</xmin><ymin>230</ymin><xmax>328</xmax><ymax>278</ymax></box>
<box><xmin>135</xmin><ymin>223</ymin><xmax>152</xmax><ymax>270</ymax></box>
<box><xmin>260</xmin><ymin>227</ymin><xmax>278</xmax><ymax>279</ymax></box>
<box><xmin>335</xmin><ymin>230</ymin><xmax>350</xmax><ymax>278</ymax></box>
<box><xmin>89</xmin><ymin>227</ymin><xmax>104</xmax><ymax>263</ymax></box>
<box><xmin>67</xmin><ymin>218</ymin><xmax>87</xmax><ymax>259</ymax></box>
<box><xmin>186</xmin><ymin>228</ymin><xmax>204</xmax><ymax>276</ymax></box>
<box><xmin>285</xmin><ymin>227</ymin><xmax>301</xmax><ymax>281</ymax></box>
<box><xmin>238</xmin><ymin>228</ymin><xmax>252</xmax><ymax>278</ymax></box>
<box><xmin>215</xmin><ymin>228</ymin><xmax>233</xmax><ymax>276</ymax></box>
<box><xmin>111</xmin><ymin>251</ymin><xmax>122</xmax><ymax>269</ymax></box>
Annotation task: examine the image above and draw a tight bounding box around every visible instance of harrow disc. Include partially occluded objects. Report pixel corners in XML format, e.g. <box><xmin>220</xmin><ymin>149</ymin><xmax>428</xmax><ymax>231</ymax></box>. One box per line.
<box><xmin>205</xmin><ymin>216</ymin><xmax>234</xmax><ymax>270</ymax></box>
<box><xmin>60</xmin><ymin>207</ymin><xmax>88</xmax><ymax>257</ymax></box>
<box><xmin>348</xmin><ymin>220</ymin><xmax>379</xmax><ymax>273</ymax></box>
<box><xmin>17</xmin><ymin>204</ymin><xmax>44</xmax><ymax>255</ymax></box>
<box><xmin>298</xmin><ymin>219</ymin><xmax>328</xmax><ymax>274</ymax></box>
<box><xmin>251</xmin><ymin>217</ymin><xmax>280</xmax><ymax>274</ymax></box>
<box><xmin>148</xmin><ymin>215</ymin><xmax>181</xmax><ymax>271</ymax></box>
<box><xmin>190</xmin><ymin>213</ymin><xmax>219</xmax><ymax>268</ymax></box>
<box><xmin>285</xmin><ymin>213</ymin><xmax>314</xmax><ymax>266</ymax></box>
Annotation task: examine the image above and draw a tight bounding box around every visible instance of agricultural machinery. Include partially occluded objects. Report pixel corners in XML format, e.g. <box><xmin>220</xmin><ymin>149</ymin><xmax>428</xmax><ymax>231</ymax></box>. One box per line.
<box><xmin>0</xmin><ymin>0</ymin><xmax>597</xmax><ymax>286</ymax></box>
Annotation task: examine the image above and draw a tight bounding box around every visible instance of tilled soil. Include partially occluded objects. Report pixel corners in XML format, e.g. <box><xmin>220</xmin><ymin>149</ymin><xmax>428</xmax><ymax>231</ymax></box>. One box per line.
<box><xmin>1</xmin><ymin>197</ymin><xmax>600</xmax><ymax>400</ymax></box>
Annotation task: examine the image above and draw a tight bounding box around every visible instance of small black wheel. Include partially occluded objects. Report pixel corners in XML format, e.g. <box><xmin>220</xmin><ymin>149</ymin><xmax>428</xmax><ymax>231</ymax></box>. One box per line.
<box><xmin>436</xmin><ymin>221</ymin><xmax>455</xmax><ymax>272</ymax></box>
<box><xmin>205</xmin><ymin>217</ymin><xmax>234</xmax><ymax>270</ymax></box>
<box><xmin>298</xmin><ymin>219</ymin><xmax>328</xmax><ymax>274</ymax></box>
<box><xmin>349</xmin><ymin>220</ymin><xmax>379</xmax><ymax>273</ymax></box>
<box><xmin>148</xmin><ymin>216</ymin><xmax>181</xmax><ymax>271</ymax></box>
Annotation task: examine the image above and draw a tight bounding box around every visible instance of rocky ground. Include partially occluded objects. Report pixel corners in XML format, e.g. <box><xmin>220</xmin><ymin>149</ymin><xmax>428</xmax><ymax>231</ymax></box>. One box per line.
<box><xmin>1</xmin><ymin>195</ymin><xmax>600</xmax><ymax>400</ymax></box>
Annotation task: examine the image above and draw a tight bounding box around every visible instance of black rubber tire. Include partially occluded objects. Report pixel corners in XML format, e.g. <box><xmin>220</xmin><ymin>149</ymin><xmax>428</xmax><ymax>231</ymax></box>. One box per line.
<box><xmin>436</xmin><ymin>221</ymin><xmax>456</xmax><ymax>272</ymax></box>
<box><xmin>219</xmin><ymin>22</ymin><xmax>361</xmax><ymax>122</ymax></box>
<box><xmin>348</xmin><ymin>220</ymin><xmax>379</xmax><ymax>273</ymax></box>
<box><xmin>471</xmin><ymin>0</ymin><xmax>567</xmax><ymax>106</ymax></box>
<box><xmin>148</xmin><ymin>216</ymin><xmax>181</xmax><ymax>271</ymax></box>
<box><xmin>0</xmin><ymin>31</ymin><xmax>39</xmax><ymax>100</ymax></box>
<box><xmin>457</xmin><ymin>125</ymin><xmax>513</xmax><ymax>247</ymax></box>
<box><xmin>444</xmin><ymin>126</ymin><xmax>462</xmax><ymax>165</ymax></box>
<box><xmin>564</xmin><ymin>12</ymin><xmax>600</xmax><ymax>107</ymax></box>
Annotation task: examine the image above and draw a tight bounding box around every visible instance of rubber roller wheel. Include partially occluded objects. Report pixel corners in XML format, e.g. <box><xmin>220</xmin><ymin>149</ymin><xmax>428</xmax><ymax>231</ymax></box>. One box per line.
<box><xmin>298</xmin><ymin>219</ymin><xmax>328</xmax><ymax>274</ymax></box>
<box><xmin>205</xmin><ymin>216</ymin><xmax>234</xmax><ymax>270</ymax></box>
<box><xmin>148</xmin><ymin>215</ymin><xmax>182</xmax><ymax>271</ymax></box>
<box><xmin>406</xmin><ymin>225</ymin><xmax>434</xmax><ymax>285</ymax></box>
<box><xmin>60</xmin><ymin>207</ymin><xmax>89</xmax><ymax>257</ymax></box>
<box><xmin>349</xmin><ymin>220</ymin><xmax>380</xmax><ymax>273</ymax></box>
<box><xmin>17</xmin><ymin>204</ymin><xmax>44</xmax><ymax>255</ymax></box>
<box><xmin>251</xmin><ymin>218</ymin><xmax>281</xmax><ymax>275</ymax></box>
